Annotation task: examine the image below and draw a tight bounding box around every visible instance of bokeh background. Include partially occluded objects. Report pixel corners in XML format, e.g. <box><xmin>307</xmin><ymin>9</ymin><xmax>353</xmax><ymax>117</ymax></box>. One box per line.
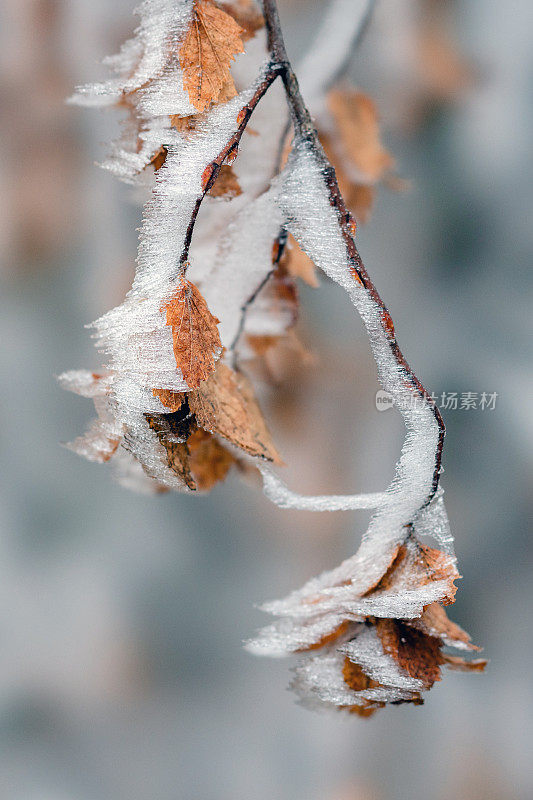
<box><xmin>0</xmin><ymin>1</ymin><xmax>531</xmax><ymax>798</ymax></box>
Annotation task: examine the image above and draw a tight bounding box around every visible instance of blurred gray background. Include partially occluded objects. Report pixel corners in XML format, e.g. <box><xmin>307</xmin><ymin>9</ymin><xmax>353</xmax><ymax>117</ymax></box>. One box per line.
<box><xmin>0</xmin><ymin>1</ymin><xmax>531</xmax><ymax>798</ymax></box>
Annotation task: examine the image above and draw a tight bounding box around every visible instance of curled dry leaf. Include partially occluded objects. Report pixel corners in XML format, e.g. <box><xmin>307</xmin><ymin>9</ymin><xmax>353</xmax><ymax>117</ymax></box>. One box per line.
<box><xmin>441</xmin><ymin>654</ymin><xmax>487</xmax><ymax>673</ymax></box>
<box><xmin>170</xmin><ymin>115</ymin><xmax>199</xmax><ymax>135</ymax></box>
<box><xmin>407</xmin><ymin>602</ymin><xmax>477</xmax><ymax>649</ymax></box>
<box><xmin>187</xmin><ymin>427</ymin><xmax>235</xmax><ymax>490</ymax></box>
<box><xmin>146</xmin><ymin>409</ymin><xmax>234</xmax><ymax>491</ymax></box>
<box><xmin>364</xmin><ymin>540</ymin><xmax>460</xmax><ymax>605</ymax></box>
<box><xmin>162</xmin><ymin>276</ymin><xmax>222</xmax><ymax>389</ymax></box>
<box><xmin>223</xmin><ymin>0</ymin><xmax>264</xmax><ymax>42</ymax></box>
<box><xmin>152</xmin><ymin>388</ymin><xmax>186</xmax><ymax>412</ymax></box>
<box><xmin>327</xmin><ymin>88</ymin><xmax>394</xmax><ymax>183</ymax></box>
<box><xmin>376</xmin><ymin>619</ymin><xmax>444</xmax><ymax>688</ymax></box>
<box><xmin>245</xmin><ymin>329</ymin><xmax>315</xmax><ymax>385</ymax></box>
<box><xmin>189</xmin><ymin>362</ymin><xmax>283</xmax><ymax>463</ymax></box>
<box><xmin>417</xmin><ymin>29</ymin><xmax>472</xmax><ymax>102</ymax></box>
<box><xmin>283</xmin><ymin>234</ymin><xmax>319</xmax><ymax>288</ymax></box>
<box><xmin>317</xmin><ymin>88</ymin><xmax>396</xmax><ymax>223</ymax></box>
<box><xmin>179</xmin><ymin>0</ymin><xmax>245</xmax><ymax>112</ymax></box>
<box><xmin>150</xmin><ymin>145</ymin><xmax>168</xmax><ymax>171</ymax></box>
<box><xmin>342</xmin><ymin>657</ymin><xmax>385</xmax><ymax>718</ymax></box>
<box><xmin>146</xmin><ymin>410</ymin><xmax>197</xmax><ymax>490</ymax></box>
<box><xmin>208</xmin><ymin>164</ymin><xmax>242</xmax><ymax>198</ymax></box>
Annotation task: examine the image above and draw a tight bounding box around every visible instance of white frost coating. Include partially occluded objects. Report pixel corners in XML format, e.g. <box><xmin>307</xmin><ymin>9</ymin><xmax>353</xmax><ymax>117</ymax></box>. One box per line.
<box><xmin>291</xmin><ymin>651</ymin><xmax>418</xmax><ymax>709</ymax></box>
<box><xmin>259</xmin><ymin>464</ymin><xmax>386</xmax><ymax>511</ymax></box>
<box><xmin>261</xmin><ymin>579</ymin><xmax>452</xmax><ymax>623</ymax></box>
<box><xmin>70</xmin><ymin>0</ymin><xmax>195</xmax><ymax>183</ymax></box>
<box><xmin>297</xmin><ymin>0</ymin><xmax>372</xmax><ymax>121</ymax></box>
<box><xmin>340</xmin><ymin>627</ymin><xmax>425</xmax><ymax>691</ymax></box>
<box><xmin>70</xmin><ymin>1</ymin><xmax>194</xmax><ymax>107</ymax></box>
<box><xmin>411</xmin><ymin>487</ymin><xmax>454</xmax><ymax>554</ymax></box>
<box><xmin>245</xmin><ymin>614</ymin><xmax>357</xmax><ymax>658</ymax></box>
<box><xmin>62</xmin><ymin>60</ymin><xmax>280</xmax><ymax>488</ymax></box>
<box><xmin>257</xmin><ymin>143</ymin><xmax>445</xmax><ymax>590</ymax></box>
<box><xmin>201</xmin><ymin>179</ymin><xmax>285</xmax><ymax>346</ymax></box>
<box><xmin>249</xmin><ymin>142</ymin><xmax>459</xmax><ymax>705</ymax></box>
<box><xmin>84</xmin><ymin>76</ymin><xmax>272</xmax><ymax>477</ymax></box>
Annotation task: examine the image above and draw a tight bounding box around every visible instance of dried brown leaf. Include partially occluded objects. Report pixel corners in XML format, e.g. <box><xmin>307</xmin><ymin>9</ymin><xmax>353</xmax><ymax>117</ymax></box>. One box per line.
<box><xmin>189</xmin><ymin>362</ymin><xmax>282</xmax><ymax>463</ymax></box>
<box><xmin>152</xmin><ymin>388</ymin><xmax>186</xmax><ymax>412</ymax></box>
<box><xmin>376</xmin><ymin>619</ymin><xmax>444</xmax><ymax>688</ymax></box>
<box><xmin>441</xmin><ymin>654</ymin><xmax>487</xmax><ymax>673</ymax></box>
<box><xmin>208</xmin><ymin>164</ymin><xmax>242</xmax><ymax>198</ymax></box>
<box><xmin>342</xmin><ymin>657</ymin><xmax>384</xmax><ymax>717</ymax></box>
<box><xmin>146</xmin><ymin>412</ymin><xmax>196</xmax><ymax>490</ymax></box>
<box><xmin>149</xmin><ymin>145</ymin><xmax>168</xmax><ymax>171</ymax></box>
<box><xmin>408</xmin><ymin>602</ymin><xmax>478</xmax><ymax>649</ymax></box>
<box><xmin>100</xmin><ymin>438</ymin><xmax>120</xmax><ymax>462</ymax></box>
<box><xmin>179</xmin><ymin>0</ymin><xmax>245</xmax><ymax>112</ymax></box>
<box><xmin>187</xmin><ymin>428</ymin><xmax>235</xmax><ymax>490</ymax></box>
<box><xmin>245</xmin><ymin>330</ymin><xmax>315</xmax><ymax>385</ymax></box>
<box><xmin>146</xmin><ymin>411</ymin><xmax>234</xmax><ymax>491</ymax></box>
<box><xmin>223</xmin><ymin>0</ymin><xmax>264</xmax><ymax>41</ymax></box>
<box><xmin>417</xmin><ymin>543</ymin><xmax>460</xmax><ymax>605</ymax></box>
<box><xmin>364</xmin><ymin>540</ymin><xmax>460</xmax><ymax>605</ymax></box>
<box><xmin>283</xmin><ymin>234</ymin><xmax>319</xmax><ymax>288</ymax></box>
<box><xmin>246</xmin><ymin>334</ymin><xmax>280</xmax><ymax>357</ymax></box>
<box><xmin>162</xmin><ymin>276</ymin><xmax>222</xmax><ymax>389</ymax></box>
<box><xmin>170</xmin><ymin>115</ymin><xmax>199</xmax><ymax>135</ymax></box>
<box><xmin>296</xmin><ymin>621</ymin><xmax>350</xmax><ymax>653</ymax></box>
<box><xmin>417</xmin><ymin>30</ymin><xmax>472</xmax><ymax>101</ymax></box>
<box><xmin>328</xmin><ymin>88</ymin><xmax>394</xmax><ymax>183</ymax></box>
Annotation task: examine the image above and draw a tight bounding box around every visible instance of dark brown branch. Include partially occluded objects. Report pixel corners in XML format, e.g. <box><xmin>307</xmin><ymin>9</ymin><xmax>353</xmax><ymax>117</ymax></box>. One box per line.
<box><xmin>180</xmin><ymin>64</ymin><xmax>281</xmax><ymax>272</ymax></box>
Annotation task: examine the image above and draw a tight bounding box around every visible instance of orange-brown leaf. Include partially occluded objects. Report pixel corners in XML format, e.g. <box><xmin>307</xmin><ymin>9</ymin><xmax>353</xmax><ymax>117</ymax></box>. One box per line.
<box><xmin>150</xmin><ymin>145</ymin><xmax>168</xmax><ymax>171</ymax></box>
<box><xmin>179</xmin><ymin>0</ymin><xmax>245</xmax><ymax>112</ymax></box>
<box><xmin>376</xmin><ymin>619</ymin><xmax>444</xmax><ymax>688</ymax></box>
<box><xmin>417</xmin><ymin>29</ymin><xmax>472</xmax><ymax>102</ymax></box>
<box><xmin>170</xmin><ymin>115</ymin><xmax>198</xmax><ymax>136</ymax></box>
<box><xmin>283</xmin><ymin>234</ymin><xmax>319</xmax><ymax>288</ymax></box>
<box><xmin>208</xmin><ymin>164</ymin><xmax>242</xmax><ymax>198</ymax></box>
<box><xmin>246</xmin><ymin>334</ymin><xmax>280</xmax><ymax>357</ymax></box>
<box><xmin>342</xmin><ymin>657</ymin><xmax>385</xmax><ymax>717</ymax></box>
<box><xmin>188</xmin><ymin>362</ymin><xmax>282</xmax><ymax>463</ymax></box>
<box><xmin>408</xmin><ymin>602</ymin><xmax>478</xmax><ymax>649</ymax></box>
<box><xmin>441</xmin><ymin>654</ymin><xmax>487</xmax><ymax>673</ymax></box>
<box><xmin>187</xmin><ymin>428</ymin><xmax>235</xmax><ymax>490</ymax></box>
<box><xmin>152</xmin><ymin>388</ymin><xmax>186</xmax><ymax>412</ymax></box>
<box><xmin>223</xmin><ymin>0</ymin><xmax>264</xmax><ymax>41</ymax></box>
<box><xmin>146</xmin><ymin>413</ymin><xmax>234</xmax><ymax>491</ymax></box>
<box><xmin>145</xmin><ymin>412</ymin><xmax>196</xmax><ymax>490</ymax></box>
<box><xmin>296</xmin><ymin>621</ymin><xmax>350</xmax><ymax>653</ymax></box>
<box><xmin>328</xmin><ymin>88</ymin><xmax>394</xmax><ymax>182</ymax></box>
<box><xmin>364</xmin><ymin>540</ymin><xmax>460</xmax><ymax>605</ymax></box>
<box><xmin>162</xmin><ymin>277</ymin><xmax>222</xmax><ymax>389</ymax></box>
<box><xmin>100</xmin><ymin>438</ymin><xmax>120</xmax><ymax>462</ymax></box>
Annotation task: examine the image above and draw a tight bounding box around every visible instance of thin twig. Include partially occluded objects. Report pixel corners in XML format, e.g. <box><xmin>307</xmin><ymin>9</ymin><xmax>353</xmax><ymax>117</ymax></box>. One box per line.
<box><xmin>180</xmin><ymin>64</ymin><xmax>282</xmax><ymax>271</ymax></box>
<box><xmin>229</xmin><ymin>227</ymin><xmax>288</xmax><ymax>362</ymax></box>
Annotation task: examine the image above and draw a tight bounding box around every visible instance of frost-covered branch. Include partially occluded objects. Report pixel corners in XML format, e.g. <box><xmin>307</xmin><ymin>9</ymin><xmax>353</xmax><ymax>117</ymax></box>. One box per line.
<box><xmin>60</xmin><ymin>0</ymin><xmax>485</xmax><ymax>715</ymax></box>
